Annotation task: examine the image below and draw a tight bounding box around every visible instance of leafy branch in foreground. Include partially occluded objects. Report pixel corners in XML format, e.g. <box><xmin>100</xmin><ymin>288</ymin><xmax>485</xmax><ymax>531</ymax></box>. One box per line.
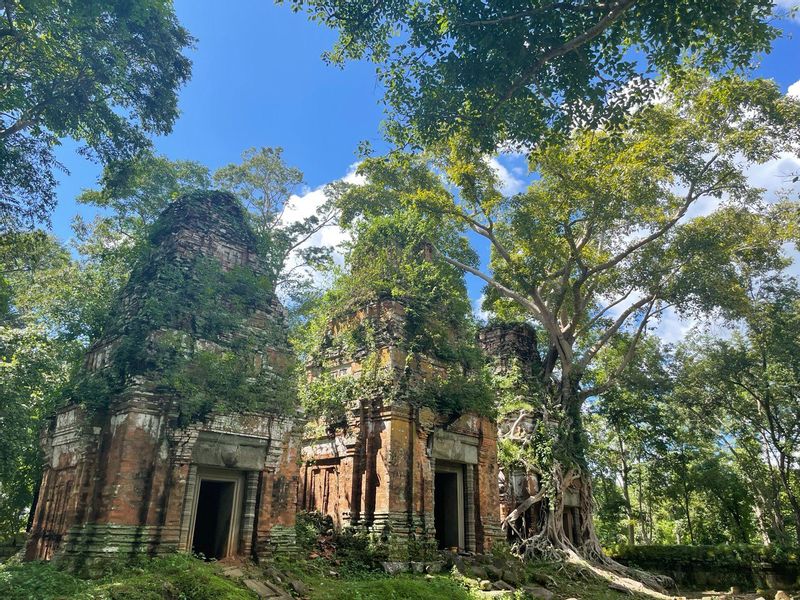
<box><xmin>286</xmin><ymin>0</ymin><xmax>778</xmax><ymax>150</ymax></box>
<box><xmin>0</xmin><ymin>0</ymin><xmax>193</xmax><ymax>231</ymax></box>
<box><xmin>332</xmin><ymin>73</ymin><xmax>800</xmax><ymax>576</ymax></box>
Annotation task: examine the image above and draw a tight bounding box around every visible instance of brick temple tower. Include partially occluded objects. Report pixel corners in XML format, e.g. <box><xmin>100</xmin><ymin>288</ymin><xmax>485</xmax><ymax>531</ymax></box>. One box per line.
<box><xmin>26</xmin><ymin>191</ymin><xmax>303</xmax><ymax>567</ymax></box>
<box><xmin>300</xmin><ymin>299</ymin><xmax>502</xmax><ymax>557</ymax></box>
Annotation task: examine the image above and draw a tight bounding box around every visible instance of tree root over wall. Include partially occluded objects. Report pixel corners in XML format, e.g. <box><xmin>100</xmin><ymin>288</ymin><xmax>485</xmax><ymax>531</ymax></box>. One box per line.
<box><xmin>503</xmin><ymin>463</ymin><xmax>674</xmax><ymax>595</ymax></box>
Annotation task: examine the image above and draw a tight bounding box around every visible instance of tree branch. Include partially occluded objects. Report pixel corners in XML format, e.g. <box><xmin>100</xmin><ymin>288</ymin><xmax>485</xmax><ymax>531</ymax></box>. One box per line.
<box><xmin>0</xmin><ymin>116</ymin><xmax>34</xmax><ymax>138</ymax></box>
<box><xmin>577</xmin><ymin>293</ymin><xmax>653</xmax><ymax>372</ymax></box>
<box><xmin>579</xmin><ymin>298</ymin><xmax>658</xmax><ymax>399</ymax></box>
<box><xmin>498</xmin><ymin>0</ymin><xmax>637</xmax><ymax>106</ymax></box>
<box><xmin>584</xmin><ymin>153</ymin><xmax>720</xmax><ymax>279</ymax></box>
<box><xmin>459</xmin><ymin>2</ymin><xmax>605</xmax><ymax>27</ymax></box>
<box><xmin>431</xmin><ymin>244</ymin><xmax>544</xmax><ymax>321</ymax></box>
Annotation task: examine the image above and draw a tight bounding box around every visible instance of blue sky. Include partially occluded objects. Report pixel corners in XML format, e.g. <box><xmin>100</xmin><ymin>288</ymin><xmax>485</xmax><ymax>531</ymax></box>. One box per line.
<box><xmin>50</xmin><ymin>0</ymin><xmax>391</xmax><ymax>238</ymax></box>
<box><xmin>48</xmin><ymin>1</ymin><xmax>800</xmax><ymax>321</ymax></box>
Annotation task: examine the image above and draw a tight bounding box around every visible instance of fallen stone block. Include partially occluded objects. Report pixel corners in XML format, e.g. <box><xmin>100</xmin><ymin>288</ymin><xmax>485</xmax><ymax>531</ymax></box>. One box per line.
<box><xmin>223</xmin><ymin>567</ymin><xmax>244</xmax><ymax>579</ymax></box>
<box><xmin>244</xmin><ymin>579</ymin><xmax>288</xmax><ymax>598</ymax></box>
<box><xmin>425</xmin><ymin>561</ymin><xmax>445</xmax><ymax>574</ymax></box>
<box><xmin>469</xmin><ymin>565</ymin><xmax>489</xmax><ymax>580</ymax></box>
<box><xmin>493</xmin><ymin>580</ymin><xmax>515</xmax><ymax>591</ymax></box>
<box><xmin>381</xmin><ymin>561</ymin><xmax>409</xmax><ymax>575</ymax></box>
<box><xmin>486</xmin><ymin>565</ymin><xmax>504</xmax><ymax>581</ymax></box>
<box><xmin>522</xmin><ymin>584</ymin><xmax>554</xmax><ymax>600</ymax></box>
<box><xmin>290</xmin><ymin>580</ymin><xmax>307</xmax><ymax>596</ymax></box>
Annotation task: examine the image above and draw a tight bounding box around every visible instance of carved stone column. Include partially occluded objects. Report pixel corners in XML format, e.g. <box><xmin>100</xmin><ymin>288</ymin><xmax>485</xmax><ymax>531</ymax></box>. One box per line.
<box><xmin>178</xmin><ymin>464</ymin><xmax>198</xmax><ymax>551</ymax></box>
<box><xmin>464</xmin><ymin>464</ymin><xmax>476</xmax><ymax>552</ymax></box>
<box><xmin>241</xmin><ymin>471</ymin><xmax>259</xmax><ymax>556</ymax></box>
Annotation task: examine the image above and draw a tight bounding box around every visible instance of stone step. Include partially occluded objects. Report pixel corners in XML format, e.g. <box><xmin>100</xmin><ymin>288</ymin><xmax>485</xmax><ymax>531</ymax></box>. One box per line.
<box><xmin>243</xmin><ymin>578</ymin><xmax>292</xmax><ymax>599</ymax></box>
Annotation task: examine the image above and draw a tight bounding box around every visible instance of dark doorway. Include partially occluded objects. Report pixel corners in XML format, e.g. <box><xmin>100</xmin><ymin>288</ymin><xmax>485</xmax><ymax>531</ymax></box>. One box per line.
<box><xmin>192</xmin><ymin>480</ymin><xmax>235</xmax><ymax>559</ymax></box>
<box><xmin>434</xmin><ymin>471</ymin><xmax>461</xmax><ymax>550</ymax></box>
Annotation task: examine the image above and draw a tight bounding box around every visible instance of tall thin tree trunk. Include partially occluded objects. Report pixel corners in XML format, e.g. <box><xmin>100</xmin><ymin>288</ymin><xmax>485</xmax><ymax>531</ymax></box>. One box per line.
<box><xmin>682</xmin><ymin>487</ymin><xmax>694</xmax><ymax>544</ymax></box>
<box><xmin>753</xmin><ymin>499</ymin><xmax>772</xmax><ymax>545</ymax></box>
<box><xmin>678</xmin><ymin>453</ymin><xmax>694</xmax><ymax>544</ymax></box>
<box><xmin>615</xmin><ymin>431</ymin><xmax>635</xmax><ymax>545</ymax></box>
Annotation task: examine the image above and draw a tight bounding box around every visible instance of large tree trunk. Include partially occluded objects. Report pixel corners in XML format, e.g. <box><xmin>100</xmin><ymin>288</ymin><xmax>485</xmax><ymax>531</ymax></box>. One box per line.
<box><xmin>615</xmin><ymin>431</ymin><xmax>636</xmax><ymax>546</ymax></box>
<box><xmin>789</xmin><ymin>496</ymin><xmax>800</xmax><ymax>547</ymax></box>
<box><xmin>507</xmin><ymin>381</ymin><xmax>614</xmax><ymax>559</ymax></box>
<box><xmin>775</xmin><ymin>455</ymin><xmax>800</xmax><ymax>545</ymax></box>
<box><xmin>498</xmin><ymin>374</ymin><xmax>672</xmax><ymax>593</ymax></box>
<box><xmin>491</xmin><ymin>335</ymin><xmax>670</xmax><ymax>592</ymax></box>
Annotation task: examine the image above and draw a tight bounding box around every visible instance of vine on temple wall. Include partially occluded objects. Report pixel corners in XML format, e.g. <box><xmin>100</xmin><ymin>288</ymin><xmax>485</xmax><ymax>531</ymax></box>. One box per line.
<box><xmin>298</xmin><ymin>303</ymin><xmax>496</xmax><ymax>433</ymax></box>
<box><xmin>66</xmin><ymin>251</ymin><xmax>295</xmax><ymax>425</ymax></box>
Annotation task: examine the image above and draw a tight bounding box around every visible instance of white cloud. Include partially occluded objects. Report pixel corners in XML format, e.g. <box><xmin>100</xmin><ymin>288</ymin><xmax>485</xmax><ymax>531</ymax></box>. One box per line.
<box><xmin>487</xmin><ymin>157</ymin><xmax>527</xmax><ymax>196</ymax></box>
<box><xmin>789</xmin><ymin>79</ymin><xmax>800</xmax><ymax>99</ymax></box>
<box><xmin>653</xmin><ymin>307</ymin><xmax>698</xmax><ymax>345</ymax></box>
<box><xmin>745</xmin><ymin>152</ymin><xmax>800</xmax><ymax>198</ymax></box>
<box><xmin>277</xmin><ymin>164</ymin><xmax>363</xmax><ymax>293</ymax></box>
<box><xmin>473</xmin><ymin>294</ymin><xmax>490</xmax><ymax>323</ymax></box>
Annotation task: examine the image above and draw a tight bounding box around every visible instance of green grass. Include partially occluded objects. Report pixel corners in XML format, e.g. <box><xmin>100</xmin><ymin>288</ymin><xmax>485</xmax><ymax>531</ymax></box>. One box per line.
<box><xmin>269</xmin><ymin>553</ymin><xmax>657</xmax><ymax>600</ymax></box>
<box><xmin>301</xmin><ymin>572</ymin><xmax>476</xmax><ymax>600</ymax></box>
<box><xmin>0</xmin><ymin>554</ymin><xmax>255</xmax><ymax>600</ymax></box>
<box><xmin>0</xmin><ymin>559</ymin><xmax>91</xmax><ymax>599</ymax></box>
<box><xmin>0</xmin><ymin>551</ymin><xmax>673</xmax><ymax>600</ymax></box>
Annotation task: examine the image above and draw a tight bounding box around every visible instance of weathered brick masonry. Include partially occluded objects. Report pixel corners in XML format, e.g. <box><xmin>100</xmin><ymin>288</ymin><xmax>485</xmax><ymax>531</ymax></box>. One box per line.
<box><xmin>301</xmin><ymin>300</ymin><xmax>502</xmax><ymax>557</ymax></box>
<box><xmin>26</xmin><ymin>192</ymin><xmax>303</xmax><ymax>565</ymax></box>
<box><xmin>27</xmin><ymin>193</ymin><xmax>509</xmax><ymax>566</ymax></box>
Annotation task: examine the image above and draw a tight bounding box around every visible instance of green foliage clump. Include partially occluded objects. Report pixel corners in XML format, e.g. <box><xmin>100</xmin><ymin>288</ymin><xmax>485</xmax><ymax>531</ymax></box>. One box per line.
<box><xmin>297</xmin><ymin>196</ymin><xmax>495</xmax><ymax>424</ymax></box>
<box><xmin>162</xmin><ymin>348</ymin><xmax>294</xmax><ymax>424</ymax></box>
<box><xmin>0</xmin><ymin>553</ymin><xmax>254</xmax><ymax>600</ymax></box>
<box><xmin>284</xmin><ymin>570</ymin><xmax>475</xmax><ymax>600</ymax></box>
<box><xmin>295</xmin><ymin>511</ymin><xmax>332</xmax><ymax>553</ymax></box>
<box><xmin>611</xmin><ymin>543</ymin><xmax>799</xmax><ymax>567</ymax></box>
<box><xmin>299</xmin><ymin>370</ymin><xmax>375</xmax><ymax>430</ymax></box>
<box><xmin>289</xmin><ymin>0</ymin><xmax>779</xmax><ymax>154</ymax></box>
<box><xmin>1</xmin><ymin>0</ymin><xmax>192</xmax><ymax>232</ymax></box>
<box><xmin>294</xmin><ymin>511</ymin><xmax>389</xmax><ymax>572</ymax></box>
<box><xmin>0</xmin><ymin>233</ymin><xmax>92</xmax><ymax>536</ymax></box>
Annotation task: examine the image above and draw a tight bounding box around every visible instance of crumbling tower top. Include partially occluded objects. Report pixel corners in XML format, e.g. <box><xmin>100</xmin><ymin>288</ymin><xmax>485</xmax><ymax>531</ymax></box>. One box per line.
<box><xmin>80</xmin><ymin>190</ymin><xmax>293</xmax><ymax>419</ymax></box>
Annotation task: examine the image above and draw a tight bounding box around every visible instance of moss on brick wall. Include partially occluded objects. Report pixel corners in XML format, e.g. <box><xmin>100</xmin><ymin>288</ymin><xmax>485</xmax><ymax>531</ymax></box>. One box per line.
<box><xmin>65</xmin><ymin>191</ymin><xmax>297</xmax><ymax>424</ymax></box>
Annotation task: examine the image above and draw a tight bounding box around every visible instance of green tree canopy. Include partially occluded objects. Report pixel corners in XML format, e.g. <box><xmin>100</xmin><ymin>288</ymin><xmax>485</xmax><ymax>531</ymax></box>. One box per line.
<box><xmin>0</xmin><ymin>233</ymin><xmax>90</xmax><ymax>536</ymax></box>
<box><xmin>0</xmin><ymin>0</ymin><xmax>193</xmax><ymax>231</ymax></box>
<box><xmin>286</xmin><ymin>0</ymin><xmax>779</xmax><ymax>150</ymax></box>
<box><xmin>330</xmin><ymin>73</ymin><xmax>800</xmax><ymax>563</ymax></box>
<box><xmin>214</xmin><ymin>147</ymin><xmax>337</xmax><ymax>298</ymax></box>
<box><xmin>675</xmin><ymin>280</ymin><xmax>800</xmax><ymax>545</ymax></box>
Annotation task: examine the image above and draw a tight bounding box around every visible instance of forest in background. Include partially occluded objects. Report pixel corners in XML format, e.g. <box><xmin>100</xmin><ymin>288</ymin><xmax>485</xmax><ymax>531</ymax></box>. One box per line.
<box><xmin>0</xmin><ymin>0</ymin><xmax>799</xmax><ymax>578</ymax></box>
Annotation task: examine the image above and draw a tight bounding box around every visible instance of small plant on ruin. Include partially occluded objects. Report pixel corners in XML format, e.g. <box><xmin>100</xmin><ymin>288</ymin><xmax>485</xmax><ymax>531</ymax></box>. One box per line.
<box><xmin>66</xmin><ymin>192</ymin><xmax>297</xmax><ymax>424</ymax></box>
<box><xmin>295</xmin><ymin>200</ymin><xmax>494</xmax><ymax>429</ymax></box>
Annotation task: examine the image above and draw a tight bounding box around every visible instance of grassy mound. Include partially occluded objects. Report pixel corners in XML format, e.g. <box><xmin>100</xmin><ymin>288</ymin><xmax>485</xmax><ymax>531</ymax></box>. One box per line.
<box><xmin>0</xmin><ymin>554</ymin><xmax>254</xmax><ymax>600</ymax></box>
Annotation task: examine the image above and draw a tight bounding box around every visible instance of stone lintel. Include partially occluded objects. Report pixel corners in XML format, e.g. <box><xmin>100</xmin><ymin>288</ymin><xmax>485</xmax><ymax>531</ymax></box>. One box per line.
<box><xmin>431</xmin><ymin>430</ymin><xmax>479</xmax><ymax>465</ymax></box>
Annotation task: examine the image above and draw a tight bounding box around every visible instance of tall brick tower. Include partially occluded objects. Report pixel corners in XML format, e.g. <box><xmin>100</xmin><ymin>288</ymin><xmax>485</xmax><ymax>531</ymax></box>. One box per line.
<box><xmin>26</xmin><ymin>191</ymin><xmax>303</xmax><ymax>567</ymax></box>
<box><xmin>300</xmin><ymin>299</ymin><xmax>502</xmax><ymax>557</ymax></box>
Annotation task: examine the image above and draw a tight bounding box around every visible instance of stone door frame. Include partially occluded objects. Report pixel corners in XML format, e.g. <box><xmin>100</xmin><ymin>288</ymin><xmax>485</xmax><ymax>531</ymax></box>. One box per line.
<box><xmin>434</xmin><ymin>461</ymin><xmax>465</xmax><ymax>550</ymax></box>
<box><xmin>186</xmin><ymin>467</ymin><xmax>245</xmax><ymax>559</ymax></box>
<box><xmin>430</xmin><ymin>429</ymin><xmax>478</xmax><ymax>552</ymax></box>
